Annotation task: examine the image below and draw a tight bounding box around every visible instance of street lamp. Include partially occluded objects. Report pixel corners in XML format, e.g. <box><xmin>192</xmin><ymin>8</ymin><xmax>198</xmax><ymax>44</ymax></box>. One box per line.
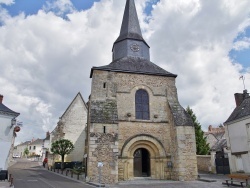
<box><xmin>10</xmin><ymin>118</ymin><xmax>16</xmax><ymax>128</ymax></box>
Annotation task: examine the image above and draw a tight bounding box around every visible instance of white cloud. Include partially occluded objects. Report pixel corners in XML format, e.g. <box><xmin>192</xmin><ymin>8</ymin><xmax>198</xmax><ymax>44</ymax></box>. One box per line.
<box><xmin>0</xmin><ymin>0</ymin><xmax>250</xmax><ymax>144</ymax></box>
<box><xmin>233</xmin><ymin>37</ymin><xmax>250</xmax><ymax>51</ymax></box>
<box><xmin>0</xmin><ymin>0</ymin><xmax>14</xmax><ymax>5</ymax></box>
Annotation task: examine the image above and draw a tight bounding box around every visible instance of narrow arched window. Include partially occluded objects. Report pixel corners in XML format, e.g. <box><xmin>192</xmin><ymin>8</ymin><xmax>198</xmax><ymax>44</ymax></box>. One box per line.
<box><xmin>135</xmin><ymin>89</ymin><xmax>149</xmax><ymax>120</ymax></box>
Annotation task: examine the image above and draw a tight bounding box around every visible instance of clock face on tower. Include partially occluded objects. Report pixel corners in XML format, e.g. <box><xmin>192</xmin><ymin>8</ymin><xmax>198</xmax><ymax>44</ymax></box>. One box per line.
<box><xmin>130</xmin><ymin>43</ymin><xmax>140</xmax><ymax>52</ymax></box>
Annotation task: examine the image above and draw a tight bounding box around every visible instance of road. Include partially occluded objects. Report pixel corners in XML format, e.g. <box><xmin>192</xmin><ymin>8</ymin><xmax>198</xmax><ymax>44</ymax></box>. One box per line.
<box><xmin>8</xmin><ymin>159</ymin><xmax>228</xmax><ymax>188</ymax></box>
<box><xmin>8</xmin><ymin>159</ymin><xmax>93</xmax><ymax>188</ymax></box>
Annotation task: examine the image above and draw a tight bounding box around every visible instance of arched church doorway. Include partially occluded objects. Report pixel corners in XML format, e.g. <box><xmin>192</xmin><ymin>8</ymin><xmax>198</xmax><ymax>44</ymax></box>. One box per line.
<box><xmin>133</xmin><ymin>148</ymin><xmax>150</xmax><ymax>177</ymax></box>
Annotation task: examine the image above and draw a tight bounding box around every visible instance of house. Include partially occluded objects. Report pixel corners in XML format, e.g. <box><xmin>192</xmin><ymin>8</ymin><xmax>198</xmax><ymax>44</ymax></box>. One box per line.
<box><xmin>41</xmin><ymin>131</ymin><xmax>50</xmax><ymax>162</ymax></box>
<box><xmin>0</xmin><ymin>94</ymin><xmax>20</xmax><ymax>170</ymax></box>
<box><xmin>13</xmin><ymin>141</ymin><xmax>30</xmax><ymax>158</ymax></box>
<box><xmin>204</xmin><ymin>125</ymin><xmax>225</xmax><ymax>148</ymax></box>
<box><xmin>49</xmin><ymin>92</ymin><xmax>88</xmax><ymax>165</ymax></box>
<box><xmin>224</xmin><ymin>89</ymin><xmax>250</xmax><ymax>173</ymax></box>
<box><xmin>199</xmin><ymin>125</ymin><xmax>228</xmax><ymax>174</ymax></box>
<box><xmin>86</xmin><ymin>0</ymin><xmax>197</xmax><ymax>184</ymax></box>
<box><xmin>28</xmin><ymin>138</ymin><xmax>44</xmax><ymax>158</ymax></box>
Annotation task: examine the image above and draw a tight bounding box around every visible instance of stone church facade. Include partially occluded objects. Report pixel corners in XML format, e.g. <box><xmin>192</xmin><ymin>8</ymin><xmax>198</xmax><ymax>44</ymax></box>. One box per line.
<box><xmin>86</xmin><ymin>0</ymin><xmax>197</xmax><ymax>184</ymax></box>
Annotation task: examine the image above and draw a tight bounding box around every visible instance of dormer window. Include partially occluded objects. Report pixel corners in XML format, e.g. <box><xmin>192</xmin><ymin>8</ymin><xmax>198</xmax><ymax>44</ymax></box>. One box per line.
<box><xmin>135</xmin><ymin>89</ymin><xmax>149</xmax><ymax>120</ymax></box>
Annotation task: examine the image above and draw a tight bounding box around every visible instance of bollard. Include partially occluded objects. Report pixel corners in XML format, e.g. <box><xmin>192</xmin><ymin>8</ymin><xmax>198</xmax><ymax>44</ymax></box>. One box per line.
<box><xmin>66</xmin><ymin>170</ymin><xmax>68</xmax><ymax>176</ymax></box>
<box><xmin>71</xmin><ymin>170</ymin><xmax>73</xmax><ymax>178</ymax></box>
<box><xmin>61</xmin><ymin>169</ymin><xmax>63</xmax><ymax>174</ymax></box>
<box><xmin>8</xmin><ymin>174</ymin><xmax>12</xmax><ymax>182</ymax></box>
<box><xmin>10</xmin><ymin>177</ymin><xmax>14</xmax><ymax>187</ymax></box>
<box><xmin>57</xmin><ymin>169</ymin><xmax>59</xmax><ymax>173</ymax></box>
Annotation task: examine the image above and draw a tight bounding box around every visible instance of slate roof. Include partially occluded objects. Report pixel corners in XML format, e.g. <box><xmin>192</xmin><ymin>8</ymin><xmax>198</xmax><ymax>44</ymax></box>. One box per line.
<box><xmin>90</xmin><ymin>56</ymin><xmax>177</xmax><ymax>78</ymax></box>
<box><xmin>211</xmin><ymin>138</ymin><xmax>227</xmax><ymax>151</ymax></box>
<box><xmin>0</xmin><ymin>103</ymin><xmax>20</xmax><ymax>117</ymax></box>
<box><xmin>16</xmin><ymin>141</ymin><xmax>30</xmax><ymax>147</ymax></box>
<box><xmin>168</xmin><ymin>102</ymin><xmax>194</xmax><ymax>126</ymax></box>
<box><xmin>225</xmin><ymin>96</ymin><xmax>250</xmax><ymax>123</ymax></box>
<box><xmin>29</xmin><ymin>139</ymin><xmax>43</xmax><ymax>145</ymax></box>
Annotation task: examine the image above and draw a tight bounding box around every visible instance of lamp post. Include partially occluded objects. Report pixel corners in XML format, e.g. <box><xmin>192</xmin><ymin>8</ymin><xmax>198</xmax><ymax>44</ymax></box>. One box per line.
<box><xmin>10</xmin><ymin>118</ymin><xmax>16</xmax><ymax>128</ymax></box>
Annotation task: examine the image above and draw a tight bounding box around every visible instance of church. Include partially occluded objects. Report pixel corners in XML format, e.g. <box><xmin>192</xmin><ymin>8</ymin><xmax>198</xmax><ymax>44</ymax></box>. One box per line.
<box><xmin>86</xmin><ymin>0</ymin><xmax>197</xmax><ymax>184</ymax></box>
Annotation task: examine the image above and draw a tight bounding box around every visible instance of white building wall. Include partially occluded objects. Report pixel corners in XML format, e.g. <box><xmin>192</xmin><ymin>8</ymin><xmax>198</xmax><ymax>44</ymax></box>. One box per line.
<box><xmin>226</xmin><ymin>117</ymin><xmax>250</xmax><ymax>173</ymax></box>
<box><xmin>13</xmin><ymin>143</ymin><xmax>29</xmax><ymax>157</ymax></box>
<box><xmin>0</xmin><ymin>114</ymin><xmax>15</xmax><ymax>170</ymax></box>
<box><xmin>28</xmin><ymin>141</ymin><xmax>43</xmax><ymax>157</ymax></box>
<box><xmin>61</xmin><ymin>94</ymin><xmax>87</xmax><ymax>162</ymax></box>
<box><xmin>227</xmin><ymin>119</ymin><xmax>249</xmax><ymax>153</ymax></box>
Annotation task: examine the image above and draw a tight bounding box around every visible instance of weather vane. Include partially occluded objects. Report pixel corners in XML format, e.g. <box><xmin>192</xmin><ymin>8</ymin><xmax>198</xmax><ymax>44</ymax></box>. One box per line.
<box><xmin>239</xmin><ymin>75</ymin><xmax>246</xmax><ymax>90</ymax></box>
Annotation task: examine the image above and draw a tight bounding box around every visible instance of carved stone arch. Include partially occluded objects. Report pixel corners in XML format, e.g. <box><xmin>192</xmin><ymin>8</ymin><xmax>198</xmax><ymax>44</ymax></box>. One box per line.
<box><xmin>121</xmin><ymin>134</ymin><xmax>167</xmax><ymax>158</ymax></box>
<box><xmin>130</xmin><ymin>85</ymin><xmax>154</xmax><ymax>96</ymax></box>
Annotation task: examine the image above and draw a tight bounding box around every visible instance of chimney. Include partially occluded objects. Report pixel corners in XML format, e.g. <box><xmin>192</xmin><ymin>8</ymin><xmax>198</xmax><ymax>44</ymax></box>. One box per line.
<box><xmin>243</xmin><ymin>89</ymin><xmax>249</xmax><ymax>99</ymax></box>
<box><xmin>46</xmin><ymin>131</ymin><xmax>50</xmax><ymax>137</ymax></box>
<box><xmin>234</xmin><ymin>93</ymin><xmax>244</xmax><ymax>107</ymax></box>
<box><xmin>234</xmin><ymin>90</ymin><xmax>249</xmax><ymax>107</ymax></box>
<box><xmin>0</xmin><ymin>94</ymin><xmax>3</xmax><ymax>104</ymax></box>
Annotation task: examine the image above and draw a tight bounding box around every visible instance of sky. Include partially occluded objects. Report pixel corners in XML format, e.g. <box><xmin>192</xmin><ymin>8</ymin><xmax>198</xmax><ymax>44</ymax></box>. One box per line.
<box><xmin>0</xmin><ymin>0</ymin><xmax>249</xmax><ymax>145</ymax></box>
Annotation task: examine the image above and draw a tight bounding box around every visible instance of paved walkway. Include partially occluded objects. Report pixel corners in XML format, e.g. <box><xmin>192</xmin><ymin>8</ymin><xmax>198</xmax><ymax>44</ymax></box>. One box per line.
<box><xmin>0</xmin><ymin>181</ymin><xmax>14</xmax><ymax>188</ymax></box>
<box><xmin>105</xmin><ymin>173</ymin><xmax>229</xmax><ymax>188</ymax></box>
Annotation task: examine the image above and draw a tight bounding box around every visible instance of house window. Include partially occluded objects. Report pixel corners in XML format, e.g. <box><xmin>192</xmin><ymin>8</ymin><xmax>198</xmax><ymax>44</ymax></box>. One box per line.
<box><xmin>33</xmin><ymin>146</ymin><xmax>36</xmax><ymax>150</ymax></box>
<box><xmin>29</xmin><ymin>146</ymin><xmax>31</xmax><ymax>150</ymax></box>
<box><xmin>135</xmin><ymin>89</ymin><xmax>149</xmax><ymax>120</ymax></box>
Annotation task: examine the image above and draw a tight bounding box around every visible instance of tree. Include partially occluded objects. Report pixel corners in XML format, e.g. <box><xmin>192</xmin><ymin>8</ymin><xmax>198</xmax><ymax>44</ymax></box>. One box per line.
<box><xmin>24</xmin><ymin>147</ymin><xmax>29</xmax><ymax>157</ymax></box>
<box><xmin>186</xmin><ymin>106</ymin><xmax>210</xmax><ymax>155</ymax></box>
<box><xmin>51</xmin><ymin>139</ymin><xmax>74</xmax><ymax>169</ymax></box>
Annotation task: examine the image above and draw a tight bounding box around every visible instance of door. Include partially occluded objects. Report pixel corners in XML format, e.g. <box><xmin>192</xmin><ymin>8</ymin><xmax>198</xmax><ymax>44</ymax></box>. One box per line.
<box><xmin>235</xmin><ymin>155</ymin><xmax>244</xmax><ymax>172</ymax></box>
<box><xmin>215</xmin><ymin>151</ymin><xmax>230</xmax><ymax>174</ymax></box>
<box><xmin>133</xmin><ymin>148</ymin><xmax>150</xmax><ymax>177</ymax></box>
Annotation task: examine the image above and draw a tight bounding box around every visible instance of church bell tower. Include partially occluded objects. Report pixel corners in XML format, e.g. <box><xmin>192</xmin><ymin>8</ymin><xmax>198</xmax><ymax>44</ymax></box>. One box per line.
<box><xmin>86</xmin><ymin>0</ymin><xmax>197</xmax><ymax>184</ymax></box>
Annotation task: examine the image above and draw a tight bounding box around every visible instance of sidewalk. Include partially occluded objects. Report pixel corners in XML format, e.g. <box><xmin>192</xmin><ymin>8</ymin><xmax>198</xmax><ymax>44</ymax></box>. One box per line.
<box><xmin>39</xmin><ymin>163</ymin><xmax>230</xmax><ymax>188</ymax></box>
<box><xmin>0</xmin><ymin>181</ymin><xmax>13</xmax><ymax>188</ymax></box>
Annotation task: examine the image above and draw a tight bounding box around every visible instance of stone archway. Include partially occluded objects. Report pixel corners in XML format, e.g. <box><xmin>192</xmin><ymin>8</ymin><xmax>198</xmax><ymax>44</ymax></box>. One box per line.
<box><xmin>120</xmin><ymin>134</ymin><xmax>167</xmax><ymax>180</ymax></box>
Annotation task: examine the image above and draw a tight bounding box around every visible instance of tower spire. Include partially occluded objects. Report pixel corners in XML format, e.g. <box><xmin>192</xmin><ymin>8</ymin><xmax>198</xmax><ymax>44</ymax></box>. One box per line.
<box><xmin>112</xmin><ymin>0</ymin><xmax>149</xmax><ymax>61</ymax></box>
<box><xmin>115</xmin><ymin>0</ymin><xmax>144</xmax><ymax>43</ymax></box>
<box><xmin>90</xmin><ymin>0</ymin><xmax>177</xmax><ymax>79</ymax></box>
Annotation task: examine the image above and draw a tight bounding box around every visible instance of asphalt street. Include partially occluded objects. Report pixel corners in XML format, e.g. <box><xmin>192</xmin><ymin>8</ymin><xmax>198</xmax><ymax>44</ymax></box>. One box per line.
<box><xmin>8</xmin><ymin>159</ymin><xmax>93</xmax><ymax>188</ymax></box>
<box><xmin>7</xmin><ymin>159</ymin><xmax>230</xmax><ymax>188</ymax></box>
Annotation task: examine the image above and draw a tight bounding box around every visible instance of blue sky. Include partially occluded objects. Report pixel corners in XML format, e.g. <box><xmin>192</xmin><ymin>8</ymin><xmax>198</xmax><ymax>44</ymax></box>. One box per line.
<box><xmin>2</xmin><ymin>0</ymin><xmax>101</xmax><ymax>15</ymax></box>
<box><xmin>230</xmin><ymin>28</ymin><xmax>250</xmax><ymax>71</ymax></box>
<box><xmin>0</xmin><ymin>0</ymin><xmax>249</xmax><ymax>143</ymax></box>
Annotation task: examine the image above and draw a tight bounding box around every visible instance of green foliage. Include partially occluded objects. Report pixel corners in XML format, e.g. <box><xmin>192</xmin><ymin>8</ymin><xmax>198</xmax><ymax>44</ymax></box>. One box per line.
<box><xmin>186</xmin><ymin>106</ymin><xmax>210</xmax><ymax>155</ymax></box>
<box><xmin>24</xmin><ymin>147</ymin><xmax>29</xmax><ymax>156</ymax></box>
<box><xmin>72</xmin><ymin>166</ymin><xmax>85</xmax><ymax>175</ymax></box>
<box><xmin>51</xmin><ymin>139</ymin><xmax>74</xmax><ymax>169</ymax></box>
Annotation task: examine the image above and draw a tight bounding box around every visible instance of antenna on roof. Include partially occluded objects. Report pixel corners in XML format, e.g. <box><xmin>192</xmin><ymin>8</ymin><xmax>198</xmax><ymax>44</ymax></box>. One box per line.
<box><xmin>239</xmin><ymin>75</ymin><xmax>246</xmax><ymax>90</ymax></box>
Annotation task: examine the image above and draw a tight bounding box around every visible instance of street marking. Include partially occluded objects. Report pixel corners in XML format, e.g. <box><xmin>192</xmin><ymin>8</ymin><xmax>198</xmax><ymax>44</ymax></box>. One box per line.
<box><xmin>39</xmin><ymin>178</ymin><xmax>56</xmax><ymax>188</ymax></box>
<box><xmin>27</xmin><ymin>180</ymin><xmax>38</xmax><ymax>182</ymax></box>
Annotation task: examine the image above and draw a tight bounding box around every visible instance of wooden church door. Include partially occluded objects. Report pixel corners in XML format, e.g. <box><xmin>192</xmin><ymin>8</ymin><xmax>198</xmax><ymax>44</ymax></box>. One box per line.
<box><xmin>134</xmin><ymin>148</ymin><xmax>150</xmax><ymax>177</ymax></box>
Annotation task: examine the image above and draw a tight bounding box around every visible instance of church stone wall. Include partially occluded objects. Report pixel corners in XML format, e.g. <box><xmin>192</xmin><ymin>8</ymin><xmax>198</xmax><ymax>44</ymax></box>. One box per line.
<box><xmin>170</xmin><ymin>122</ymin><xmax>197</xmax><ymax>181</ymax></box>
<box><xmin>87</xmin><ymin>70</ymin><xmax>197</xmax><ymax>183</ymax></box>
